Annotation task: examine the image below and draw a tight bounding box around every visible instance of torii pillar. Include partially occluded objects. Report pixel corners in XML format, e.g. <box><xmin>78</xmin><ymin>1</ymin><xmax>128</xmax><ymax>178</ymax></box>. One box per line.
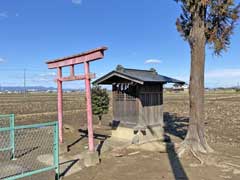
<box><xmin>46</xmin><ymin>47</ymin><xmax>108</xmax><ymax>152</ymax></box>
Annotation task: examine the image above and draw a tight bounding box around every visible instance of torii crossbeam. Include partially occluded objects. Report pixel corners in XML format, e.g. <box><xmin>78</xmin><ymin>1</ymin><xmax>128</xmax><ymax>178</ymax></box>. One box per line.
<box><xmin>46</xmin><ymin>47</ymin><xmax>108</xmax><ymax>152</ymax></box>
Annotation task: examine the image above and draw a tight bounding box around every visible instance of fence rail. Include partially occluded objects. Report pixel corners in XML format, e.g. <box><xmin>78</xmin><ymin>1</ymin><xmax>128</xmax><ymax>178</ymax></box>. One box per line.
<box><xmin>0</xmin><ymin>114</ymin><xmax>15</xmax><ymax>159</ymax></box>
<box><xmin>0</xmin><ymin>118</ymin><xmax>59</xmax><ymax>180</ymax></box>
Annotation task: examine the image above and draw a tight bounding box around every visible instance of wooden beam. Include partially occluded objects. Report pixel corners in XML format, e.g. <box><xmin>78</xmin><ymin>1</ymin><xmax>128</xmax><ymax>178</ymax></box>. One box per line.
<box><xmin>70</xmin><ymin>65</ymin><xmax>75</xmax><ymax>77</ymax></box>
<box><xmin>56</xmin><ymin>73</ymin><xmax>95</xmax><ymax>82</ymax></box>
<box><xmin>84</xmin><ymin>61</ymin><xmax>95</xmax><ymax>152</ymax></box>
<box><xmin>57</xmin><ymin>67</ymin><xmax>63</xmax><ymax>143</ymax></box>
<box><xmin>46</xmin><ymin>47</ymin><xmax>107</xmax><ymax>69</ymax></box>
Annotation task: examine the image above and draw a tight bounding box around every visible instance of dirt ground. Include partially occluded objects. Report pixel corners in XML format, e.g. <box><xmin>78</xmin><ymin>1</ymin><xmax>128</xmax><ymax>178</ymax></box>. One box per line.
<box><xmin>0</xmin><ymin>91</ymin><xmax>240</xmax><ymax>180</ymax></box>
<box><xmin>66</xmin><ymin>91</ymin><xmax>240</xmax><ymax>180</ymax></box>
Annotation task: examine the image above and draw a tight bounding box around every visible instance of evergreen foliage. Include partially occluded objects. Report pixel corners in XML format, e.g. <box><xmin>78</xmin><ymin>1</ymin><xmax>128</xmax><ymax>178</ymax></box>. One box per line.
<box><xmin>175</xmin><ymin>0</ymin><xmax>240</xmax><ymax>55</ymax></box>
<box><xmin>91</xmin><ymin>86</ymin><xmax>110</xmax><ymax>124</ymax></box>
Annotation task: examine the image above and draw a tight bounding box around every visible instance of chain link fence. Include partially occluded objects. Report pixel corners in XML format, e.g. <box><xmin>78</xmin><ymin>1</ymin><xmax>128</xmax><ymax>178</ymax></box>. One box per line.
<box><xmin>0</xmin><ymin>114</ymin><xmax>15</xmax><ymax>160</ymax></box>
<box><xmin>0</xmin><ymin>119</ymin><xmax>59</xmax><ymax>180</ymax></box>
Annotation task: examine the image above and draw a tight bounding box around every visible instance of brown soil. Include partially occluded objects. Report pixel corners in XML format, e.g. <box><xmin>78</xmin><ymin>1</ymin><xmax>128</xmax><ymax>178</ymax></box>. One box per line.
<box><xmin>0</xmin><ymin>91</ymin><xmax>239</xmax><ymax>180</ymax></box>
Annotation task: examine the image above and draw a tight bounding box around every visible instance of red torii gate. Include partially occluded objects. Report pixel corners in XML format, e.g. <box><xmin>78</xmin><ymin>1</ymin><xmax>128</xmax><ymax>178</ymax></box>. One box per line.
<box><xmin>46</xmin><ymin>47</ymin><xmax>108</xmax><ymax>152</ymax></box>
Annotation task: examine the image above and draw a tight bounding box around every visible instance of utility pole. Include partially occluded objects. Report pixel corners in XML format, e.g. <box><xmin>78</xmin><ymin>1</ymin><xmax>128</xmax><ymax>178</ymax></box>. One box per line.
<box><xmin>24</xmin><ymin>69</ymin><xmax>26</xmax><ymax>97</ymax></box>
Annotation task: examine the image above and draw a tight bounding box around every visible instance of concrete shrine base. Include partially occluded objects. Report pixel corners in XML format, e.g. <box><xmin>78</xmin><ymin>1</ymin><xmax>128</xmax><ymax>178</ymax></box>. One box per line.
<box><xmin>82</xmin><ymin>151</ymin><xmax>100</xmax><ymax>167</ymax></box>
<box><xmin>111</xmin><ymin>125</ymin><xmax>165</xmax><ymax>144</ymax></box>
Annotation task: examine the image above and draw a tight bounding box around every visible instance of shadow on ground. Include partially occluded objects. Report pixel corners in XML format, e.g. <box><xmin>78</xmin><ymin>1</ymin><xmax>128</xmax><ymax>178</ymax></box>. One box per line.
<box><xmin>166</xmin><ymin>141</ymin><xmax>189</xmax><ymax>180</ymax></box>
<box><xmin>164</xmin><ymin>112</ymin><xmax>190</xmax><ymax>180</ymax></box>
<box><xmin>60</xmin><ymin>159</ymin><xmax>79</xmax><ymax>178</ymax></box>
<box><xmin>164</xmin><ymin>112</ymin><xmax>189</xmax><ymax>140</ymax></box>
<box><xmin>67</xmin><ymin>128</ymin><xmax>110</xmax><ymax>153</ymax></box>
<box><xmin>64</xmin><ymin>113</ymin><xmax>190</xmax><ymax>180</ymax></box>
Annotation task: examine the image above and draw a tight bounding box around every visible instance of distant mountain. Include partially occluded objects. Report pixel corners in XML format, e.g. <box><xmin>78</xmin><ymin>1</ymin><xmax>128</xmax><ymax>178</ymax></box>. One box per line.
<box><xmin>0</xmin><ymin>86</ymin><xmax>81</xmax><ymax>92</ymax></box>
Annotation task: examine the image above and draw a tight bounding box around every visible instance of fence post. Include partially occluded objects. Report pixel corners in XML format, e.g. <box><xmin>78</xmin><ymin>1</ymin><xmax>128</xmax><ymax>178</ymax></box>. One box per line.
<box><xmin>54</xmin><ymin>122</ymin><xmax>60</xmax><ymax>180</ymax></box>
<box><xmin>10</xmin><ymin>114</ymin><xmax>15</xmax><ymax>160</ymax></box>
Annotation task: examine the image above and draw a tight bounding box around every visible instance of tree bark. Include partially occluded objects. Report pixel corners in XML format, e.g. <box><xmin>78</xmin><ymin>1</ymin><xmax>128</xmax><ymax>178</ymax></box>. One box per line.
<box><xmin>180</xmin><ymin>15</ymin><xmax>213</xmax><ymax>154</ymax></box>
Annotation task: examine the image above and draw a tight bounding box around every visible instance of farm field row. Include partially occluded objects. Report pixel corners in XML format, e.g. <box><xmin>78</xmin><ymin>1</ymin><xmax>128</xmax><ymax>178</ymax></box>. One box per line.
<box><xmin>0</xmin><ymin>91</ymin><xmax>239</xmax><ymax>146</ymax></box>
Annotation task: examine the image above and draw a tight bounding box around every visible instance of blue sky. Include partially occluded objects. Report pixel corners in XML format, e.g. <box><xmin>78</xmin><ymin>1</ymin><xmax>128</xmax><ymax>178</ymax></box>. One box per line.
<box><xmin>0</xmin><ymin>0</ymin><xmax>239</xmax><ymax>88</ymax></box>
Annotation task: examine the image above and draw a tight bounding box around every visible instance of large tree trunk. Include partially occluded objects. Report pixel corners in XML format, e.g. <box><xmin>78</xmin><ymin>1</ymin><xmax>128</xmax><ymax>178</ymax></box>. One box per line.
<box><xmin>179</xmin><ymin>16</ymin><xmax>213</xmax><ymax>155</ymax></box>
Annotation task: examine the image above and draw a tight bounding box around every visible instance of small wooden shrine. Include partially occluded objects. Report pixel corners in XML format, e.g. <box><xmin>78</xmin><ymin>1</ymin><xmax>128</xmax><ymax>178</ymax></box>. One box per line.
<box><xmin>93</xmin><ymin>65</ymin><xmax>184</xmax><ymax>133</ymax></box>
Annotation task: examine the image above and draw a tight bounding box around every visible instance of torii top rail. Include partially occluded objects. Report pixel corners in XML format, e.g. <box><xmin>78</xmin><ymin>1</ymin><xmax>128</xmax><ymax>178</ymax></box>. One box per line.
<box><xmin>46</xmin><ymin>47</ymin><xmax>108</xmax><ymax>152</ymax></box>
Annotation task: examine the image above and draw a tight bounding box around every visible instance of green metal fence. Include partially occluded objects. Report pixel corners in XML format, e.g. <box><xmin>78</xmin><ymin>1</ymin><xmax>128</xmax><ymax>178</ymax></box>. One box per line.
<box><xmin>0</xmin><ymin>114</ymin><xmax>15</xmax><ymax>159</ymax></box>
<box><xmin>0</xmin><ymin>120</ymin><xmax>59</xmax><ymax>180</ymax></box>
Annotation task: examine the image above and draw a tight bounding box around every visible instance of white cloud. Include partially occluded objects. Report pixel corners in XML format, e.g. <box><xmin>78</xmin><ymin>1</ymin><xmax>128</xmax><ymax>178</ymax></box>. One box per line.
<box><xmin>0</xmin><ymin>58</ymin><xmax>5</xmax><ymax>63</ymax></box>
<box><xmin>31</xmin><ymin>78</ymin><xmax>53</xmax><ymax>83</ymax></box>
<box><xmin>29</xmin><ymin>72</ymin><xmax>56</xmax><ymax>84</ymax></box>
<box><xmin>0</xmin><ymin>12</ymin><xmax>19</xmax><ymax>19</ymax></box>
<box><xmin>0</xmin><ymin>12</ymin><xmax>8</xmax><ymax>19</ymax></box>
<box><xmin>173</xmin><ymin>69</ymin><xmax>240</xmax><ymax>88</ymax></box>
<box><xmin>145</xmin><ymin>59</ymin><xmax>162</xmax><ymax>64</ymax></box>
<box><xmin>39</xmin><ymin>72</ymin><xmax>56</xmax><ymax>77</ymax></box>
<box><xmin>71</xmin><ymin>0</ymin><xmax>83</xmax><ymax>5</ymax></box>
<box><xmin>206</xmin><ymin>69</ymin><xmax>240</xmax><ymax>78</ymax></box>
